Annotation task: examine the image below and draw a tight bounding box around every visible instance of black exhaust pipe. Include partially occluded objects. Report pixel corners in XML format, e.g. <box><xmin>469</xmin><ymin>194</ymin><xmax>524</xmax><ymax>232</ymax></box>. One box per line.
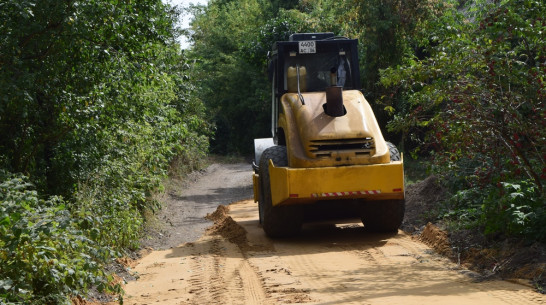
<box><xmin>325</xmin><ymin>67</ymin><xmax>345</xmax><ymax>117</ymax></box>
<box><xmin>325</xmin><ymin>86</ymin><xmax>345</xmax><ymax>117</ymax></box>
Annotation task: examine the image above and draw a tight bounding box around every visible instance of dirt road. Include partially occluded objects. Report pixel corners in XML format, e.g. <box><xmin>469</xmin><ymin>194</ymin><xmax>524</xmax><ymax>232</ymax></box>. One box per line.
<box><xmin>141</xmin><ymin>163</ymin><xmax>254</xmax><ymax>249</ymax></box>
<box><xmin>122</xmin><ymin>163</ymin><xmax>546</xmax><ymax>305</ymax></box>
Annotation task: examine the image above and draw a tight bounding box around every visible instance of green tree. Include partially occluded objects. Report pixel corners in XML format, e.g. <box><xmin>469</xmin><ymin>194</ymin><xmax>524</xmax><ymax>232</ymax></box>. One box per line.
<box><xmin>381</xmin><ymin>0</ymin><xmax>545</xmax><ymax>239</ymax></box>
<box><xmin>189</xmin><ymin>0</ymin><xmax>347</xmax><ymax>154</ymax></box>
<box><xmin>188</xmin><ymin>0</ymin><xmax>446</xmax><ymax>154</ymax></box>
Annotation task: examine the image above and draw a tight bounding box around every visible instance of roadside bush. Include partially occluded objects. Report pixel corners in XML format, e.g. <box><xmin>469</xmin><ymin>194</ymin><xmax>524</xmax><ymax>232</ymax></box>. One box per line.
<box><xmin>0</xmin><ymin>0</ymin><xmax>210</xmax><ymax>303</ymax></box>
<box><xmin>483</xmin><ymin>181</ymin><xmax>546</xmax><ymax>239</ymax></box>
<box><xmin>442</xmin><ymin>180</ymin><xmax>545</xmax><ymax>240</ymax></box>
<box><xmin>0</xmin><ymin>171</ymin><xmax>116</xmax><ymax>304</ymax></box>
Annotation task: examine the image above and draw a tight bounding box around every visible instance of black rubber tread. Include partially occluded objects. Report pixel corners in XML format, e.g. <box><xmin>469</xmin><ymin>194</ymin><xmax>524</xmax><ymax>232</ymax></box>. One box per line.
<box><xmin>386</xmin><ymin>141</ymin><xmax>401</xmax><ymax>161</ymax></box>
<box><xmin>259</xmin><ymin>145</ymin><xmax>303</xmax><ymax>237</ymax></box>
<box><xmin>360</xmin><ymin>199</ymin><xmax>405</xmax><ymax>233</ymax></box>
<box><xmin>360</xmin><ymin>141</ymin><xmax>403</xmax><ymax>232</ymax></box>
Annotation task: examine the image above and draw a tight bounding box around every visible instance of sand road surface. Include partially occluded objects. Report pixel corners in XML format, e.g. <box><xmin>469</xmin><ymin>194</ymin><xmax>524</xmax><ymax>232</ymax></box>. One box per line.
<box><xmin>124</xmin><ymin>200</ymin><xmax>545</xmax><ymax>304</ymax></box>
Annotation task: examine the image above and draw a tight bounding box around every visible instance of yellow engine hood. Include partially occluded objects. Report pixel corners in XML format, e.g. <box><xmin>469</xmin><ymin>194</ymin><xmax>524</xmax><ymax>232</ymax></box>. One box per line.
<box><xmin>279</xmin><ymin>90</ymin><xmax>390</xmax><ymax>168</ymax></box>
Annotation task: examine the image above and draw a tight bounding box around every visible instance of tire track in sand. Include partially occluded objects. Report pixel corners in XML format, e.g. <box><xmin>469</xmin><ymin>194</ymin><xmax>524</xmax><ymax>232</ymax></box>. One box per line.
<box><xmin>186</xmin><ymin>238</ymin><xmax>228</xmax><ymax>304</ymax></box>
<box><xmin>237</xmin><ymin>260</ymin><xmax>268</xmax><ymax>304</ymax></box>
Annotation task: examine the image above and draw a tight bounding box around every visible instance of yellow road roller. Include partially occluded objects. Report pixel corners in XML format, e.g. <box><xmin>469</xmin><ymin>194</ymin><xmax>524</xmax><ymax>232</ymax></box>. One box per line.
<box><xmin>253</xmin><ymin>33</ymin><xmax>405</xmax><ymax>237</ymax></box>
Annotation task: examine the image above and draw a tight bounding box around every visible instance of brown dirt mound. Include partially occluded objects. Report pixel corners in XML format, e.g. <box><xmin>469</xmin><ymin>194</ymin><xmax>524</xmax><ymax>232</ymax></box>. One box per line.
<box><xmin>205</xmin><ymin>204</ymin><xmax>230</xmax><ymax>222</ymax></box>
<box><xmin>402</xmin><ymin>175</ymin><xmax>446</xmax><ymax>233</ymax></box>
<box><xmin>71</xmin><ymin>296</ymin><xmax>89</xmax><ymax>305</ymax></box>
<box><xmin>205</xmin><ymin>203</ymin><xmax>274</xmax><ymax>252</ymax></box>
<box><xmin>116</xmin><ymin>257</ymin><xmax>138</xmax><ymax>269</ymax></box>
<box><xmin>206</xmin><ymin>204</ymin><xmax>249</xmax><ymax>248</ymax></box>
<box><xmin>420</xmin><ymin>222</ymin><xmax>453</xmax><ymax>258</ymax></box>
<box><xmin>207</xmin><ymin>215</ymin><xmax>248</xmax><ymax>246</ymax></box>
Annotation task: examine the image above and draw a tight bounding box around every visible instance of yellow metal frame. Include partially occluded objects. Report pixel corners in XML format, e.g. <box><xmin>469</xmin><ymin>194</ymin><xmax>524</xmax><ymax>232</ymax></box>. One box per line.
<box><xmin>267</xmin><ymin>156</ymin><xmax>404</xmax><ymax>206</ymax></box>
<box><xmin>252</xmin><ymin>173</ymin><xmax>260</xmax><ymax>202</ymax></box>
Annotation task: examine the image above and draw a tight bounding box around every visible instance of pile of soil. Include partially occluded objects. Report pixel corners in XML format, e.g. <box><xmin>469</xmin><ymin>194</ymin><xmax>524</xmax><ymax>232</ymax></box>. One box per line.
<box><xmin>205</xmin><ymin>204</ymin><xmax>273</xmax><ymax>253</ymax></box>
<box><xmin>205</xmin><ymin>204</ymin><xmax>230</xmax><ymax>223</ymax></box>
<box><xmin>419</xmin><ymin>222</ymin><xmax>453</xmax><ymax>258</ymax></box>
<box><xmin>402</xmin><ymin>175</ymin><xmax>446</xmax><ymax>233</ymax></box>
<box><xmin>206</xmin><ymin>205</ymin><xmax>248</xmax><ymax>247</ymax></box>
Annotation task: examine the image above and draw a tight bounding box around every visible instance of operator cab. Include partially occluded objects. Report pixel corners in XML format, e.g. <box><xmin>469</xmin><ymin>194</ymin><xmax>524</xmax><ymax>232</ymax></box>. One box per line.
<box><xmin>268</xmin><ymin>32</ymin><xmax>361</xmax><ymax>140</ymax></box>
<box><xmin>269</xmin><ymin>33</ymin><xmax>361</xmax><ymax>95</ymax></box>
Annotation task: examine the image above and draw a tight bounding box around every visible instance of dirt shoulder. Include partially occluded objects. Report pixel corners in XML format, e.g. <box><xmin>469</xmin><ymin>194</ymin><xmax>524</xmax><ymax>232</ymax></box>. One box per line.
<box><xmin>402</xmin><ymin>176</ymin><xmax>546</xmax><ymax>291</ymax></box>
